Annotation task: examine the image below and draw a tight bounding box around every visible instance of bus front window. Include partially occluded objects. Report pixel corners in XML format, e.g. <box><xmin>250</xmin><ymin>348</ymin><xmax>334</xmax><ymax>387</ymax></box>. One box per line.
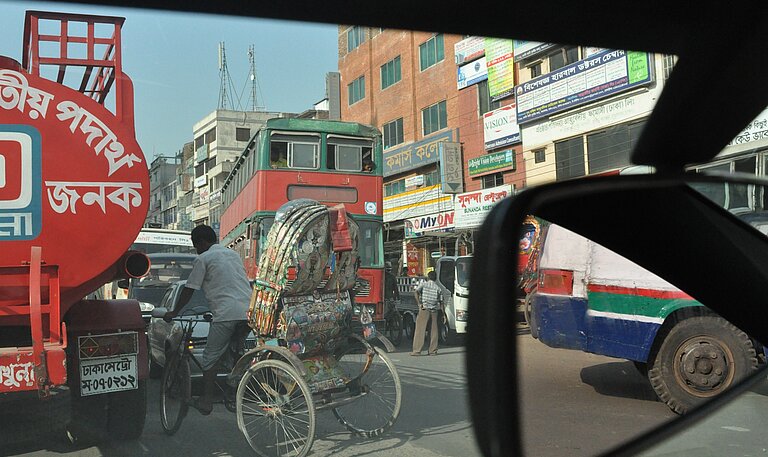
<box><xmin>358</xmin><ymin>221</ymin><xmax>383</xmax><ymax>268</ymax></box>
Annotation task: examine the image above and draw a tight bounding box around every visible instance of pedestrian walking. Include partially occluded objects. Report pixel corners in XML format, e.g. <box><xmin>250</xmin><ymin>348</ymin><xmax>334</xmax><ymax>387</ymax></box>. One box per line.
<box><xmin>411</xmin><ymin>271</ymin><xmax>443</xmax><ymax>356</ymax></box>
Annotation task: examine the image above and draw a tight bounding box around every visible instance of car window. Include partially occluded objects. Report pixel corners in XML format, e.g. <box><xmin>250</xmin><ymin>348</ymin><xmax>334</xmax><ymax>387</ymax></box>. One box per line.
<box><xmin>4</xmin><ymin>3</ymin><xmax>768</xmax><ymax>457</ymax></box>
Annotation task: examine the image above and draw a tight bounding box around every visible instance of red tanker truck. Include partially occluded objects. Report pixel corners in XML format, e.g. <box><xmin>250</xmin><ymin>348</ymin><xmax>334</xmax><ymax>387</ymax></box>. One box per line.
<box><xmin>0</xmin><ymin>11</ymin><xmax>150</xmax><ymax>441</ymax></box>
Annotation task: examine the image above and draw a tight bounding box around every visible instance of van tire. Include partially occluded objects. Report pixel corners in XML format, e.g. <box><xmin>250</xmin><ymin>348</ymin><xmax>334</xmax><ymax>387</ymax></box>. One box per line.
<box><xmin>648</xmin><ymin>315</ymin><xmax>757</xmax><ymax>414</ymax></box>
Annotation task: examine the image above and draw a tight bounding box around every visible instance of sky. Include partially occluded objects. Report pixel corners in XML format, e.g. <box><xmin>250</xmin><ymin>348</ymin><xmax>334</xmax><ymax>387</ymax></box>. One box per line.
<box><xmin>0</xmin><ymin>1</ymin><xmax>339</xmax><ymax>160</ymax></box>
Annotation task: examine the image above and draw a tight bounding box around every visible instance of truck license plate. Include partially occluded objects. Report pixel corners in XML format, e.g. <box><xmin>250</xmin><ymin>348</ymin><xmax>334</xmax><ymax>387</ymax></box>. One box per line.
<box><xmin>79</xmin><ymin>354</ymin><xmax>138</xmax><ymax>396</ymax></box>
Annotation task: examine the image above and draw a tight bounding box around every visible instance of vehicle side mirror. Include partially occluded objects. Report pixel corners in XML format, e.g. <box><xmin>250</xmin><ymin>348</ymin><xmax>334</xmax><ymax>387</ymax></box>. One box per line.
<box><xmin>151</xmin><ymin>307</ymin><xmax>168</xmax><ymax>318</ymax></box>
<box><xmin>468</xmin><ymin>173</ymin><xmax>768</xmax><ymax>457</ymax></box>
<box><xmin>117</xmin><ymin>279</ymin><xmax>129</xmax><ymax>289</ymax></box>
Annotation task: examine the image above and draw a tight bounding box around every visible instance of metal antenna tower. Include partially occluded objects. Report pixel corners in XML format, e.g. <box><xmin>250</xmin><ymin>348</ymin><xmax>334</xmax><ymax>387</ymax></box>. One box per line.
<box><xmin>218</xmin><ymin>42</ymin><xmax>230</xmax><ymax>110</ymax></box>
<box><xmin>247</xmin><ymin>45</ymin><xmax>264</xmax><ymax>111</ymax></box>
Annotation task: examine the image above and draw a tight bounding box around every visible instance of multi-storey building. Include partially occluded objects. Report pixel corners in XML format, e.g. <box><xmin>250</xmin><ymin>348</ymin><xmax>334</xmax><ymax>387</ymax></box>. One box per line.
<box><xmin>514</xmin><ymin>43</ymin><xmax>668</xmax><ymax>185</ymax></box>
<box><xmin>338</xmin><ymin>27</ymin><xmax>524</xmax><ymax>273</ymax></box>
<box><xmin>339</xmin><ymin>26</ymin><xmax>466</xmax><ymax>273</ymax></box>
<box><xmin>191</xmin><ymin>109</ymin><xmax>288</xmax><ymax>232</ymax></box>
<box><xmin>146</xmin><ymin>156</ymin><xmax>178</xmax><ymax>228</ymax></box>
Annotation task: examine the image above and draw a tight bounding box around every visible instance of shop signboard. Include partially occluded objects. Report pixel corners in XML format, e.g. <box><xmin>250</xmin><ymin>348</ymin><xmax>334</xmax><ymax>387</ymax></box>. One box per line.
<box><xmin>513</xmin><ymin>40</ymin><xmax>556</xmax><ymax>61</ymax></box>
<box><xmin>439</xmin><ymin>142</ymin><xmax>464</xmax><ymax>193</ymax></box>
<box><xmin>455</xmin><ymin>36</ymin><xmax>486</xmax><ymax>65</ymax></box>
<box><xmin>457</xmin><ymin>57</ymin><xmax>488</xmax><ymax>90</ymax></box>
<box><xmin>405</xmin><ymin>242</ymin><xmax>420</xmax><ymax>276</ymax></box>
<box><xmin>404</xmin><ymin>211</ymin><xmax>456</xmax><ymax>238</ymax></box>
<box><xmin>485</xmin><ymin>38</ymin><xmax>516</xmax><ymax>101</ymax></box>
<box><xmin>194</xmin><ymin>175</ymin><xmax>207</xmax><ymax>188</ymax></box>
<box><xmin>468</xmin><ymin>150</ymin><xmax>516</xmax><ymax>176</ymax></box>
<box><xmin>483</xmin><ymin>103</ymin><xmax>521</xmax><ymax>149</ymax></box>
<box><xmin>195</xmin><ymin>144</ymin><xmax>208</xmax><ymax>164</ymax></box>
<box><xmin>383</xmin><ymin>131</ymin><xmax>453</xmax><ymax>177</ymax></box>
<box><xmin>405</xmin><ymin>174</ymin><xmax>424</xmax><ymax>188</ymax></box>
<box><xmin>521</xmin><ymin>91</ymin><xmax>657</xmax><ymax>149</ymax></box>
<box><xmin>383</xmin><ymin>184</ymin><xmax>454</xmax><ymax>222</ymax></box>
<box><xmin>727</xmin><ymin>107</ymin><xmax>768</xmax><ymax>147</ymax></box>
<box><xmin>516</xmin><ymin>49</ymin><xmax>654</xmax><ymax>125</ymax></box>
<box><xmin>454</xmin><ymin>184</ymin><xmax>512</xmax><ymax>229</ymax></box>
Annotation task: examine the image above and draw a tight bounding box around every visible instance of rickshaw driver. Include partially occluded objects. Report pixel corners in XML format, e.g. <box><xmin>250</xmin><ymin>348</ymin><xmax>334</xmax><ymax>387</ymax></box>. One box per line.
<box><xmin>164</xmin><ymin>224</ymin><xmax>252</xmax><ymax>415</ymax></box>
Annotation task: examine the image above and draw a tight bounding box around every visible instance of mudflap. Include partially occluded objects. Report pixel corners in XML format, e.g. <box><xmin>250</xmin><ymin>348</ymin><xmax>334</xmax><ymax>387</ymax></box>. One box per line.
<box><xmin>64</xmin><ymin>299</ymin><xmax>148</xmax><ymax>443</ymax></box>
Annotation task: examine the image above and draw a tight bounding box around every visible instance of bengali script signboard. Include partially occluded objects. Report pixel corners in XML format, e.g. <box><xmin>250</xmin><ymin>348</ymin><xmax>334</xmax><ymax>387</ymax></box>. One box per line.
<box><xmin>382</xmin><ymin>131</ymin><xmax>452</xmax><ymax>177</ymax></box>
<box><xmin>454</xmin><ymin>184</ymin><xmax>512</xmax><ymax>229</ymax></box>
<box><xmin>515</xmin><ymin>50</ymin><xmax>653</xmax><ymax>125</ymax></box>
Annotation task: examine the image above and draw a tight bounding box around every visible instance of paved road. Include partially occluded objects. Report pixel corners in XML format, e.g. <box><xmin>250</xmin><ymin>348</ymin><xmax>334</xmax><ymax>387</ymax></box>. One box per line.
<box><xmin>3</xmin><ymin>329</ymin><xmax>677</xmax><ymax>457</ymax></box>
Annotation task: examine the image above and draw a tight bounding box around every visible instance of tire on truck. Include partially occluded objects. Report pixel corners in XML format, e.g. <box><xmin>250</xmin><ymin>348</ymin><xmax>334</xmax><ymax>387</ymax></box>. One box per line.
<box><xmin>648</xmin><ymin>315</ymin><xmax>758</xmax><ymax>414</ymax></box>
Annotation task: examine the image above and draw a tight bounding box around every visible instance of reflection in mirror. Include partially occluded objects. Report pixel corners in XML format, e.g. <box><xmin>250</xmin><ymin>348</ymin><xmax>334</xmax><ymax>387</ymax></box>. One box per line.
<box><xmin>517</xmin><ymin>189</ymin><xmax>768</xmax><ymax>455</ymax></box>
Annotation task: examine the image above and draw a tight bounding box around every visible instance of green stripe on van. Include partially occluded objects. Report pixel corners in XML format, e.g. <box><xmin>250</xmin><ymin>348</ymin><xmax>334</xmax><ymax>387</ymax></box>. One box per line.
<box><xmin>587</xmin><ymin>291</ymin><xmax>700</xmax><ymax>319</ymax></box>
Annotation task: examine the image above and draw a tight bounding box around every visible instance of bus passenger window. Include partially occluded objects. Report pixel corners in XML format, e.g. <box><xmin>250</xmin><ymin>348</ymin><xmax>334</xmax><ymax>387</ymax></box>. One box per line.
<box><xmin>271</xmin><ymin>141</ymin><xmax>288</xmax><ymax>168</ymax></box>
<box><xmin>362</xmin><ymin>147</ymin><xmax>375</xmax><ymax>172</ymax></box>
<box><xmin>327</xmin><ymin>144</ymin><xmax>337</xmax><ymax>169</ymax></box>
<box><xmin>336</xmin><ymin>145</ymin><xmax>362</xmax><ymax>171</ymax></box>
<box><xmin>290</xmin><ymin>143</ymin><xmax>318</xmax><ymax>169</ymax></box>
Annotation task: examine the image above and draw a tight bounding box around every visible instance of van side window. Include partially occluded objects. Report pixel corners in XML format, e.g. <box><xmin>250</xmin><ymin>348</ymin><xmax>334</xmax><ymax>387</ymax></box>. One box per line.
<box><xmin>439</xmin><ymin>260</ymin><xmax>455</xmax><ymax>293</ymax></box>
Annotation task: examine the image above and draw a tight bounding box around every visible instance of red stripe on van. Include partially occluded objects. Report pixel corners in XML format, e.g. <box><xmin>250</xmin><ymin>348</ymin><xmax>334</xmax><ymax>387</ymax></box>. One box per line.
<box><xmin>588</xmin><ymin>284</ymin><xmax>692</xmax><ymax>300</ymax></box>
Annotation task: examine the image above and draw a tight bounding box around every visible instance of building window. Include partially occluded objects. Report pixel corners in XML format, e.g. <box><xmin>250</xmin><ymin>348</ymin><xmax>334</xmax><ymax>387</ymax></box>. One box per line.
<box><xmin>204</xmin><ymin>127</ymin><xmax>216</xmax><ymax>144</ymax></box>
<box><xmin>422</xmin><ymin>100</ymin><xmax>447</xmax><ymax>135</ymax></box>
<box><xmin>478</xmin><ymin>80</ymin><xmax>501</xmax><ymax>116</ymax></box>
<box><xmin>384</xmin><ymin>179</ymin><xmax>405</xmax><ymax>197</ymax></box>
<box><xmin>424</xmin><ymin>168</ymin><xmax>441</xmax><ymax>186</ymax></box>
<box><xmin>555</xmin><ymin>137</ymin><xmax>585</xmax><ymax>181</ymax></box>
<box><xmin>236</xmin><ymin>127</ymin><xmax>250</xmax><ymax>142</ymax></box>
<box><xmin>194</xmin><ymin>135</ymin><xmax>204</xmax><ymax>150</ymax></box>
<box><xmin>380</xmin><ymin>56</ymin><xmax>402</xmax><ymax>90</ymax></box>
<box><xmin>347</xmin><ymin>26</ymin><xmax>366</xmax><ymax>52</ymax></box>
<box><xmin>348</xmin><ymin>75</ymin><xmax>365</xmax><ymax>105</ymax></box>
<box><xmin>383</xmin><ymin>118</ymin><xmax>404</xmax><ymax>149</ymax></box>
<box><xmin>534</xmin><ymin>148</ymin><xmax>546</xmax><ymax>164</ymax></box>
<box><xmin>586</xmin><ymin>120</ymin><xmax>645</xmax><ymax>174</ymax></box>
<box><xmin>549</xmin><ymin>46</ymin><xmax>579</xmax><ymax>71</ymax></box>
<box><xmin>482</xmin><ymin>172</ymin><xmax>504</xmax><ymax>189</ymax></box>
<box><xmin>419</xmin><ymin>34</ymin><xmax>445</xmax><ymax>71</ymax></box>
<box><xmin>529</xmin><ymin>61</ymin><xmax>543</xmax><ymax>78</ymax></box>
<box><xmin>663</xmin><ymin>54</ymin><xmax>678</xmax><ymax>81</ymax></box>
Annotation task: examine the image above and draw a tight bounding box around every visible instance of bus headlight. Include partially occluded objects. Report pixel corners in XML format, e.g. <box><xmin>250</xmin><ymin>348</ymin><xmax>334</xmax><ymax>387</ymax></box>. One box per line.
<box><xmin>456</xmin><ymin>309</ymin><xmax>468</xmax><ymax>321</ymax></box>
<box><xmin>139</xmin><ymin>302</ymin><xmax>155</xmax><ymax>313</ymax></box>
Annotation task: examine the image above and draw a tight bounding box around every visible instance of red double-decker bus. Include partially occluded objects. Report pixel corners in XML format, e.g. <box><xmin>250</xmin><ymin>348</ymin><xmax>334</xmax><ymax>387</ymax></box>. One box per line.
<box><xmin>219</xmin><ymin>118</ymin><xmax>385</xmax><ymax>323</ymax></box>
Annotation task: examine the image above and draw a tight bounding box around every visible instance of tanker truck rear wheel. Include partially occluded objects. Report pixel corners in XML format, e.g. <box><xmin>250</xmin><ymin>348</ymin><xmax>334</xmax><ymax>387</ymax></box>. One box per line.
<box><xmin>106</xmin><ymin>380</ymin><xmax>147</xmax><ymax>439</ymax></box>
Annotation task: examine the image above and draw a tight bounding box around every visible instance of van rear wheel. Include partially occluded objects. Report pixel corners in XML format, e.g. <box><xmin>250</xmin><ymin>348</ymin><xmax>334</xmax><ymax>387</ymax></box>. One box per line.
<box><xmin>648</xmin><ymin>315</ymin><xmax>758</xmax><ymax>414</ymax></box>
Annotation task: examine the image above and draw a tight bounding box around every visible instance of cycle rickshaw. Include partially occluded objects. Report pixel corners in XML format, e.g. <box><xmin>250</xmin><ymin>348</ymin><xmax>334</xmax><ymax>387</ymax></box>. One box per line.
<box><xmin>160</xmin><ymin>199</ymin><xmax>401</xmax><ymax>457</ymax></box>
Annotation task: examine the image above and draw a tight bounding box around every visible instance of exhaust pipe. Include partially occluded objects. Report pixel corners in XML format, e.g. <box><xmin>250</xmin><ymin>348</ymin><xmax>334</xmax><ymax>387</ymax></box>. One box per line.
<box><xmin>119</xmin><ymin>251</ymin><xmax>151</xmax><ymax>279</ymax></box>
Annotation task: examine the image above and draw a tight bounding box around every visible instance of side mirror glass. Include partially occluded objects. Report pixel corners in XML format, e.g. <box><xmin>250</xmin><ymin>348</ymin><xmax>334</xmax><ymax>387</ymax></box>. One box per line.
<box><xmin>151</xmin><ymin>307</ymin><xmax>168</xmax><ymax>318</ymax></box>
<box><xmin>468</xmin><ymin>173</ymin><xmax>768</xmax><ymax>457</ymax></box>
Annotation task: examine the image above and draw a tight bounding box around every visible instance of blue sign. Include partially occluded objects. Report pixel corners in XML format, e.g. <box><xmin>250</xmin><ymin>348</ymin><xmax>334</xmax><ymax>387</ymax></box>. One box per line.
<box><xmin>383</xmin><ymin>130</ymin><xmax>453</xmax><ymax>177</ymax></box>
<box><xmin>457</xmin><ymin>57</ymin><xmax>488</xmax><ymax>90</ymax></box>
<box><xmin>0</xmin><ymin>125</ymin><xmax>42</xmax><ymax>240</ymax></box>
<box><xmin>515</xmin><ymin>50</ymin><xmax>653</xmax><ymax>125</ymax></box>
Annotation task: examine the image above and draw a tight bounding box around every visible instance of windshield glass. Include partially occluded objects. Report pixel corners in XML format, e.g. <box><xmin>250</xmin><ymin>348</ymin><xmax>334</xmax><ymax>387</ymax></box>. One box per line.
<box><xmin>130</xmin><ymin>258</ymin><xmax>195</xmax><ymax>305</ymax></box>
<box><xmin>456</xmin><ymin>257</ymin><xmax>471</xmax><ymax>287</ymax></box>
<box><xmin>358</xmin><ymin>220</ymin><xmax>384</xmax><ymax>268</ymax></box>
<box><xmin>6</xmin><ymin>3</ymin><xmax>768</xmax><ymax>457</ymax></box>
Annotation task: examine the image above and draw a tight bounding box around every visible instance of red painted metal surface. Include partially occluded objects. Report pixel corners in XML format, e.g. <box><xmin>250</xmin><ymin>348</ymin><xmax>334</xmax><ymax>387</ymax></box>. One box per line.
<box><xmin>220</xmin><ymin>169</ymin><xmax>383</xmax><ymax>237</ymax></box>
<box><xmin>0</xmin><ymin>11</ymin><xmax>148</xmax><ymax>313</ymax></box>
<box><xmin>0</xmin><ymin>11</ymin><xmax>148</xmax><ymax>395</ymax></box>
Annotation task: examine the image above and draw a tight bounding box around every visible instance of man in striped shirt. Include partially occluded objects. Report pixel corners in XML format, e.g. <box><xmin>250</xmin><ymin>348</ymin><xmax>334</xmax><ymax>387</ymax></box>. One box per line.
<box><xmin>411</xmin><ymin>271</ymin><xmax>443</xmax><ymax>356</ymax></box>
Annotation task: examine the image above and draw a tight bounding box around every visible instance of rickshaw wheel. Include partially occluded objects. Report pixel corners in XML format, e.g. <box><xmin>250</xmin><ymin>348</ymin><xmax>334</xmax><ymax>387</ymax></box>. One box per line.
<box><xmin>236</xmin><ymin>359</ymin><xmax>316</xmax><ymax>457</ymax></box>
<box><xmin>333</xmin><ymin>342</ymin><xmax>402</xmax><ymax>437</ymax></box>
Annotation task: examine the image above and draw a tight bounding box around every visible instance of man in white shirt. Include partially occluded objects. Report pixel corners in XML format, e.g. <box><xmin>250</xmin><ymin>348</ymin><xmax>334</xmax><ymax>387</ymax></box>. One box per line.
<box><xmin>164</xmin><ymin>224</ymin><xmax>251</xmax><ymax>415</ymax></box>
